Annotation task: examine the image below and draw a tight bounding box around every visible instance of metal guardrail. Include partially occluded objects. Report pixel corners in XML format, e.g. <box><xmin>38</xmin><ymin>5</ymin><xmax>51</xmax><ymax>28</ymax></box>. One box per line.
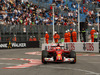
<box><xmin>29</xmin><ymin>0</ymin><xmax>51</xmax><ymax>9</ymax></box>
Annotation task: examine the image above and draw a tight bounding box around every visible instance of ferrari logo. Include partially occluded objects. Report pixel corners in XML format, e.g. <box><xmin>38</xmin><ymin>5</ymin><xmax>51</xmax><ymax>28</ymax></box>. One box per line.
<box><xmin>58</xmin><ymin>54</ymin><xmax>61</xmax><ymax>57</ymax></box>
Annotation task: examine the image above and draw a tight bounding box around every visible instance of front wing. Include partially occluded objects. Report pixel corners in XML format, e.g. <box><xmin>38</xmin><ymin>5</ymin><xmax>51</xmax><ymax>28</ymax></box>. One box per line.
<box><xmin>44</xmin><ymin>57</ymin><xmax>74</xmax><ymax>62</ymax></box>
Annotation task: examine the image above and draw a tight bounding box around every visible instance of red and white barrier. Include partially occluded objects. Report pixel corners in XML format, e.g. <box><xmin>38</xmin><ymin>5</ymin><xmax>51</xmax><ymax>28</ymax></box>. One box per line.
<box><xmin>42</xmin><ymin>42</ymin><xmax>99</xmax><ymax>53</ymax></box>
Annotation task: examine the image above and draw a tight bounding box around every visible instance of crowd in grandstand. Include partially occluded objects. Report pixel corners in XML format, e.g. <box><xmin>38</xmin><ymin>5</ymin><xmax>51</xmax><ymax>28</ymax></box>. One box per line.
<box><xmin>0</xmin><ymin>0</ymin><xmax>99</xmax><ymax>42</ymax></box>
<box><xmin>0</xmin><ymin>0</ymin><xmax>99</xmax><ymax>27</ymax></box>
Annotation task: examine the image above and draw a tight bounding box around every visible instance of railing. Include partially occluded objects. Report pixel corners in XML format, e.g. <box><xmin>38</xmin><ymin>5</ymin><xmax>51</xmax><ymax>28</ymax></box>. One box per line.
<box><xmin>29</xmin><ymin>0</ymin><xmax>51</xmax><ymax>9</ymax></box>
<box><xmin>0</xmin><ymin>24</ymin><xmax>98</xmax><ymax>42</ymax></box>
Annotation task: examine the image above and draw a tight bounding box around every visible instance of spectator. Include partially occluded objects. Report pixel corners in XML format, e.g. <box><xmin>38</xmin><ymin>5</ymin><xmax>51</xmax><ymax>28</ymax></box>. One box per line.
<box><xmin>45</xmin><ymin>31</ymin><xmax>49</xmax><ymax>44</ymax></box>
<box><xmin>12</xmin><ymin>35</ymin><xmax>17</xmax><ymax>42</ymax></box>
<box><xmin>67</xmin><ymin>29</ymin><xmax>71</xmax><ymax>42</ymax></box>
<box><xmin>29</xmin><ymin>36</ymin><xmax>33</xmax><ymax>41</ymax></box>
<box><xmin>64</xmin><ymin>30</ymin><xmax>68</xmax><ymax>42</ymax></box>
<box><xmin>33</xmin><ymin>36</ymin><xmax>37</xmax><ymax>41</ymax></box>
<box><xmin>72</xmin><ymin>29</ymin><xmax>77</xmax><ymax>42</ymax></box>
<box><xmin>90</xmin><ymin>27</ymin><xmax>95</xmax><ymax>42</ymax></box>
<box><xmin>81</xmin><ymin>28</ymin><xmax>86</xmax><ymax>42</ymax></box>
<box><xmin>50</xmin><ymin>5</ymin><xmax>52</xmax><ymax>10</ymax></box>
<box><xmin>94</xmin><ymin>30</ymin><xmax>99</xmax><ymax>42</ymax></box>
<box><xmin>63</xmin><ymin>5</ymin><xmax>70</xmax><ymax>11</ymax></box>
<box><xmin>71</xmin><ymin>3</ymin><xmax>76</xmax><ymax>9</ymax></box>
<box><xmin>53</xmin><ymin>31</ymin><xmax>60</xmax><ymax>43</ymax></box>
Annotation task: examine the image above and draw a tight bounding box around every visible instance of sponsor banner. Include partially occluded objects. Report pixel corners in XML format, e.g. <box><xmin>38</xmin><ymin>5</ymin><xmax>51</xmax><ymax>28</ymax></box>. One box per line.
<box><xmin>0</xmin><ymin>41</ymin><xmax>39</xmax><ymax>49</ymax></box>
<box><xmin>81</xmin><ymin>42</ymin><xmax>99</xmax><ymax>52</ymax></box>
<box><xmin>42</xmin><ymin>42</ymin><xmax>99</xmax><ymax>53</ymax></box>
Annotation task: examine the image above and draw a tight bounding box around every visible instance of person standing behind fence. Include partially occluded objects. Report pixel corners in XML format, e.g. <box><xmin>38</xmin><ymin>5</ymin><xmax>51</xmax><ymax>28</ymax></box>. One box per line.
<box><xmin>68</xmin><ymin>29</ymin><xmax>71</xmax><ymax>42</ymax></box>
<box><xmin>12</xmin><ymin>35</ymin><xmax>17</xmax><ymax>42</ymax></box>
<box><xmin>90</xmin><ymin>28</ymin><xmax>95</xmax><ymax>42</ymax></box>
<box><xmin>53</xmin><ymin>31</ymin><xmax>60</xmax><ymax>43</ymax></box>
<box><xmin>64</xmin><ymin>30</ymin><xmax>68</xmax><ymax>42</ymax></box>
<box><xmin>94</xmin><ymin>30</ymin><xmax>98</xmax><ymax>42</ymax></box>
<box><xmin>45</xmin><ymin>31</ymin><xmax>49</xmax><ymax>44</ymax></box>
<box><xmin>29</xmin><ymin>36</ymin><xmax>33</xmax><ymax>41</ymax></box>
<box><xmin>81</xmin><ymin>28</ymin><xmax>86</xmax><ymax>42</ymax></box>
<box><xmin>72</xmin><ymin>29</ymin><xmax>77</xmax><ymax>42</ymax></box>
<box><xmin>33</xmin><ymin>36</ymin><xmax>37</xmax><ymax>41</ymax></box>
<box><xmin>70</xmin><ymin>28</ymin><xmax>73</xmax><ymax>42</ymax></box>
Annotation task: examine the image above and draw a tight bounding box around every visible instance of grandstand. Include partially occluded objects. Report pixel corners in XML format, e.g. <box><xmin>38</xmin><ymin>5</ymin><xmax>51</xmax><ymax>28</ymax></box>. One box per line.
<box><xmin>0</xmin><ymin>0</ymin><xmax>100</xmax><ymax>42</ymax></box>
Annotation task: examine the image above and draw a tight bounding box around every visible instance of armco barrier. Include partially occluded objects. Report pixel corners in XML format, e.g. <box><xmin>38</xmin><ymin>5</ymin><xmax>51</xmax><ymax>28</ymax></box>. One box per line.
<box><xmin>0</xmin><ymin>41</ymin><xmax>39</xmax><ymax>49</ymax></box>
<box><xmin>42</xmin><ymin>42</ymin><xmax>99</xmax><ymax>53</ymax></box>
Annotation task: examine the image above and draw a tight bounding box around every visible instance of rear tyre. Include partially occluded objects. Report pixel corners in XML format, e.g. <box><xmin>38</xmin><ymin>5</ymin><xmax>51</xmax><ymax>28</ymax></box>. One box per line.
<box><xmin>42</xmin><ymin>50</ymin><xmax>48</xmax><ymax>64</ymax></box>
<box><xmin>70</xmin><ymin>51</ymin><xmax>76</xmax><ymax>64</ymax></box>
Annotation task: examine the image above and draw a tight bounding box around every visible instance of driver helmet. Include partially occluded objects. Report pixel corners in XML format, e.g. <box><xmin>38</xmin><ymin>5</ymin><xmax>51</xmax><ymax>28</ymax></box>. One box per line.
<box><xmin>56</xmin><ymin>47</ymin><xmax>61</xmax><ymax>51</ymax></box>
<box><xmin>57</xmin><ymin>43</ymin><xmax>60</xmax><ymax>47</ymax></box>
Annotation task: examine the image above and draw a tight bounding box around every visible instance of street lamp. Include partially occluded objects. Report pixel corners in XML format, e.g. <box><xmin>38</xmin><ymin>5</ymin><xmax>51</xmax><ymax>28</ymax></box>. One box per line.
<box><xmin>51</xmin><ymin>3</ymin><xmax>56</xmax><ymax>42</ymax></box>
<box><xmin>96</xmin><ymin>8</ymin><xmax>100</xmax><ymax>31</ymax></box>
<box><xmin>76</xmin><ymin>0</ymin><xmax>81</xmax><ymax>42</ymax></box>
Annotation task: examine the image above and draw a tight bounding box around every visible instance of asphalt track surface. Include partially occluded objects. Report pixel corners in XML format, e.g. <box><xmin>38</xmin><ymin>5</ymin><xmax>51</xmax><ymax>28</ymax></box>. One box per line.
<box><xmin>0</xmin><ymin>48</ymin><xmax>100</xmax><ymax>75</ymax></box>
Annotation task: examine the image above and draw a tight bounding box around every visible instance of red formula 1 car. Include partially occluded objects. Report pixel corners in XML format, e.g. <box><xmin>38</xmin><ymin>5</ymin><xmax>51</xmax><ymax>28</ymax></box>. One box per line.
<box><xmin>42</xmin><ymin>44</ymin><xmax>76</xmax><ymax>64</ymax></box>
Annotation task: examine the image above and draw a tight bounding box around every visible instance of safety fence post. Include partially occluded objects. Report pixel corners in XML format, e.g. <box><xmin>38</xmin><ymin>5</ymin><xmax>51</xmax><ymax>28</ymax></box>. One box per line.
<box><xmin>0</xmin><ymin>25</ymin><xmax>1</xmax><ymax>42</ymax></box>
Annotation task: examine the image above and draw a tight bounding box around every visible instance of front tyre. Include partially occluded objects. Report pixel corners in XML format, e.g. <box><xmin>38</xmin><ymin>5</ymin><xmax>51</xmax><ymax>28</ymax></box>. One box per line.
<box><xmin>42</xmin><ymin>50</ymin><xmax>48</xmax><ymax>64</ymax></box>
<box><xmin>70</xmin><ymin>51</ymin><xmax>76</xmax><ymax>64</ymax></box>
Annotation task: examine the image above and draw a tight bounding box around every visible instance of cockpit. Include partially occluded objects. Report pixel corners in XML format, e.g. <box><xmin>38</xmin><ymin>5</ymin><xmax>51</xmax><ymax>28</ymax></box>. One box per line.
<box><xmin>56</xmin><ymin>47</ymin><xmax>61</xmax><ymax>51</ymax></box>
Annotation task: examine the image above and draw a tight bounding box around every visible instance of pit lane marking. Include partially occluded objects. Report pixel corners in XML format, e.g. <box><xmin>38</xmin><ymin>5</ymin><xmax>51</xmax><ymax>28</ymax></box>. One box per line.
<box><xmin>0</xmin><ymin>58</ymin><xmax>42</xmax><ymax>69</ymax></box>
<box><xmin>40</xmin><ymin>66</ymin><xmax>100</xmax><ymax>75</ymax></box>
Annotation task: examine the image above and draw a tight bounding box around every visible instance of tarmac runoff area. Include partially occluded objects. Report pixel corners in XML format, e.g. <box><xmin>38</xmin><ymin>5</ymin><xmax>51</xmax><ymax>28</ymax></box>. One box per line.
<box><xmin>0</xmin><ymin>48</ymin><xmax>100</xmax><ymax>75</ymax></box>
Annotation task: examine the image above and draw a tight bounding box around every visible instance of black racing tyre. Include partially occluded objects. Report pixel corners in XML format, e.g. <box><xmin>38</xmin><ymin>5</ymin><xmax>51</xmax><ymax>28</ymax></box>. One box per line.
<box><xmin>42</xmin><ymin>50</ymin><xmax>48</xmax><ymax>64</ymax></box>
<box><xmin>70</xmin><ymin>51</ymin><xmax>76</xmax><ymax>64</ymax></box>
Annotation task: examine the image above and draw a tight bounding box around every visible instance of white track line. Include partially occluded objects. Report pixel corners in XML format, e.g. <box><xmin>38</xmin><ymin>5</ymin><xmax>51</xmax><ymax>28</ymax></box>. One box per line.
<box><xmin>0</xmin><ymin>63</ymin><xmax>20</xmax><ymax>65</ymax></box>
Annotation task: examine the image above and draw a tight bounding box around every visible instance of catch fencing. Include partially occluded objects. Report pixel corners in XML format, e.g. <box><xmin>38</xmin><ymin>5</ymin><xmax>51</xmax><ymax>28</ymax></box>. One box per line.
<box><xmin>0</xmin><ymin>24</ymin><xmax>98</xmax><ymax>42</ymax></box>
<box><xmin>0</xmin><ymin>24</ymin><xmax>78</xmax><ymax>42</ymax></box>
